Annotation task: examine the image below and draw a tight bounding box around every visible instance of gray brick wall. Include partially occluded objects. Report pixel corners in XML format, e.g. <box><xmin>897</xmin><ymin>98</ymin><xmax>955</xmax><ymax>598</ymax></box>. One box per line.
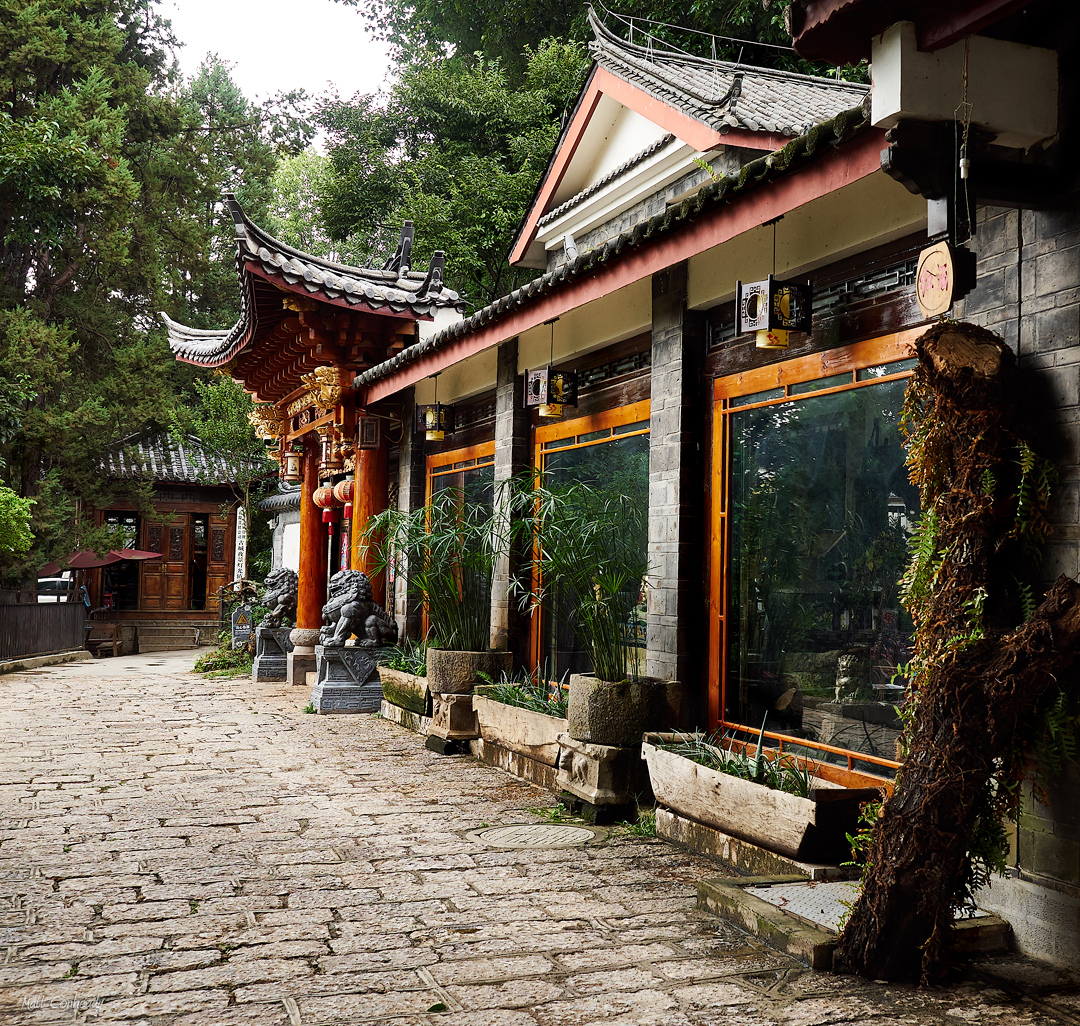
<box><xmin>646</xmin><ymin>262</ymin><xmax>707</xmax><ymax>718</ymax></box>
<box><xmin>956</xmin><ymin>203</ymin><xmax>1080</xmax><ymax>897</ymax></box>
<box><xmin>394</xmin><ymin>387</ymin><xmax>426</xmax><ymax>639</ymax></box>
<box><xmin>490</xmin><ymin>338</ymin><xmax>531</xmax><ymax>661</ymax></box>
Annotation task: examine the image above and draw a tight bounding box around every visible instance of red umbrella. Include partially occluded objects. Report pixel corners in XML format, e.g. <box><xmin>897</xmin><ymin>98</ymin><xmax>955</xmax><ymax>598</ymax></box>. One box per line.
<box><xmin>39</xmin><ymin>548</ymin><xmax>164</xmax><ymax>573</ymax></box>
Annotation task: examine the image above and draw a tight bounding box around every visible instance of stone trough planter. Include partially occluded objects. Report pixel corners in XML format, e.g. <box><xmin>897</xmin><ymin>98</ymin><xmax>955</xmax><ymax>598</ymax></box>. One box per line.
<box><xmin>377</xmin><ymin>666</ymin><xmax>431</xmax><ymax>717</ymax></box>
<box><xmin>473</xmin><ymin>694</ymin><xmax>567</xmax><ymax>767</ymax></box>
<box><xmin>426</xmin><ymin>649</ymin><xmax>513</xmax><ymax>695</ymax></box>
<box><xmin>641</xmin><ymin>733</ymin><xmax>881</xmax><ymax>864</ymax></box>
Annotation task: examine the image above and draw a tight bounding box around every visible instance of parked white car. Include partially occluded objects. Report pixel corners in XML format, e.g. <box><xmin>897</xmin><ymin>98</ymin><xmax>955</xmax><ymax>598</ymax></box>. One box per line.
<box><xmin>37</xmin><ymin>572</ymin><xmax>75</xmax><ymax>603</ymax></box>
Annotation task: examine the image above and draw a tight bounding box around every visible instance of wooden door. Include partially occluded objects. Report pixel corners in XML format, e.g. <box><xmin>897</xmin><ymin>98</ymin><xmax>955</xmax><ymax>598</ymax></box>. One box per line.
<box><xmin>145</xmin><ymin>515</ymin><xmax>190</xmax><ymax>610</ymax></box>
<box><xmin>205</xmin><ymin>513</ymin><xmax>232</xmax><ymax>612</ymax></box>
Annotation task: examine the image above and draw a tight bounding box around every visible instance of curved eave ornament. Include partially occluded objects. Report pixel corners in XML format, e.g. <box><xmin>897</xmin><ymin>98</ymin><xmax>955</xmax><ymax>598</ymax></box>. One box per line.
<box><xmin>161</xmin><ymin>194</ymin><xmax>465</xmax><ymax>371</ymax></box>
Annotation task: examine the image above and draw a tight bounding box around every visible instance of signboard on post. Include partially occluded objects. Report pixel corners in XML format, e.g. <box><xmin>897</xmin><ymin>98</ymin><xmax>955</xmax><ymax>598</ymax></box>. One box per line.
<box><xmin>233</xmin><ymin>506</ymin><xmax>248</xmax><ymax>589</ymax></box>
<box><xmin>231</xmin><ymin>603</ymin><xmax>253</xmax><ymax>650</ymax></box>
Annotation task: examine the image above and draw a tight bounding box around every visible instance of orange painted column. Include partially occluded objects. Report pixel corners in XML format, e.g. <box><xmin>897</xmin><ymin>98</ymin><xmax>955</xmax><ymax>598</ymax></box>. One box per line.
<box><xmin>352</xmin><ymin>441</ymin><xmax>389</xmax><ymax>608</ymax></box>
<box><xmin>288</xmin><ymin>435</ymin><xmax>328</xmax><ymax>686</ymax></box>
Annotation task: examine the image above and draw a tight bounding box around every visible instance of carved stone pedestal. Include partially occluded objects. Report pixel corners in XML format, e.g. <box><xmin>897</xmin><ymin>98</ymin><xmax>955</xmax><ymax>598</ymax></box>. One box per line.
<box><xmin>287</xmin><ymin>628</ymin><xmax>319</xmax><ymax>687</ymax></box>
<box><xmin>555</xmin><ymin>733</ymin><xmax>652</xmax><ymax>823</ymax></box>
<box><xmin>310</xmin><ymin>644</ymin><xmax>391</xmax><ymax>714</ymax></box>
<box><xmin>252</xmin><ymin>627</ymin><xmax>293</xmax><ymax>683</ymax></box>
<box><xmin>425</xmin><ymin>693</ymin><xmax>480</xmax><ymax>755</ymax></box>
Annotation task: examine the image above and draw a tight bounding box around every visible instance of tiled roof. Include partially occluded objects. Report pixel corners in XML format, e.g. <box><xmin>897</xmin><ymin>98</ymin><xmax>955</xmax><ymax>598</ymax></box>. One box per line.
<box><xmin>163</xmin><ymin>195</ymin><xmax>465</xmax><ymax>368</ymax></box>
<box><xmin>536</xmin><ymin>133</ymin><xmax>675</xmax><ymax>229</ymax></box>
<box><xmin>354</xmin><ymin>98</ymin><xmax>871</xmax><ymax>393</ymax></box>
<box><xmin>105</xmin><ymin>432</ymin><xmax>269</xmax><ymax>486</ymax></box>
<box><xmin>589</xmin><ymin>7</ymin><xmax>867</xmax><ymax>138</ymax></box>
<box><xmin>258</xmin><ymin>486</ymin><xmax>302</xmax><ymax>514</ymax></box>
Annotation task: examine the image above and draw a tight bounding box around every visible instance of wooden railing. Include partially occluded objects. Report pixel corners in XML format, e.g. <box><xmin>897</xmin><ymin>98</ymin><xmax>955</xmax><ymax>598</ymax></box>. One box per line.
<box><xmin>0</xmin><ymin>603</ymin><xmax>87</xmax><ymax>662</ymax></box>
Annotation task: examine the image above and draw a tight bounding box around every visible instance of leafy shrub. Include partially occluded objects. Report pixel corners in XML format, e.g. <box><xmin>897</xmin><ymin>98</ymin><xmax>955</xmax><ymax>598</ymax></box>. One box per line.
<box><xmin>477</xmin><ymin>665</ymin><xmax>568</xmax><ymax>718</ymax></box>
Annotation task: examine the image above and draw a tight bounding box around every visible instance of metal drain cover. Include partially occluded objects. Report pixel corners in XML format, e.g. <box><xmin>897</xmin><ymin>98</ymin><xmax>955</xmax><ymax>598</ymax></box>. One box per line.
<box><xmin>466</xmin><ymin>824</ymin><xmax>603</xmax><ymax>849</ymax></box>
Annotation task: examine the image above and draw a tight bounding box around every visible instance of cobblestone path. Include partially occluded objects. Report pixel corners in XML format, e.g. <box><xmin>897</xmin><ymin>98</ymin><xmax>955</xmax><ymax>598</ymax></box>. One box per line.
<box><xmin>2</xmin><ymin>652</ymin><xmax>1079</xmax><ymax>1025</ymax></box>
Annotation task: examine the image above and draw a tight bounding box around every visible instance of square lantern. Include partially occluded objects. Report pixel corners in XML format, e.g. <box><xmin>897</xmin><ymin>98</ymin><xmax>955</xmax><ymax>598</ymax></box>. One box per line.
<box><xmin>282</xmin><ymin>446</ymin><xmax>302</xmax><ymax>484</ymax></box>
<box><xmin>357</xmin><ymin>415</ymin><xmax>381</xmax><ymax>450</ymax></box>
<box><xmin>415</xmin><ymin>403</ymin><xmax>455</xmax><ymax>441</ymax></box>
<box><xmin>737</xmin><ymin>275</ymin><xmax>813</xmax><ymax>349</ymax></box>
<box><xmin>524</xmin><ymin>366</ymin><xmax>578</xmax><ymax>419</ymax></box>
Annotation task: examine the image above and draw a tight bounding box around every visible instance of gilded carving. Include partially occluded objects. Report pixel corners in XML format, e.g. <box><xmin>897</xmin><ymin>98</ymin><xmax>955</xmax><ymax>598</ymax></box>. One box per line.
<box><xmin>282</xmin><ymin>295</ymin><xmax>319</xmax><ymax>312</ymax></box>
<box><xmin>248</xmin><ymin>404</ymin><xmax>285</xmax><ymax>439</ymax></box>
<box><xmin>300</xmin><ymin>366</ymin><xmax>349</xmax><ymax>410</ymax></box>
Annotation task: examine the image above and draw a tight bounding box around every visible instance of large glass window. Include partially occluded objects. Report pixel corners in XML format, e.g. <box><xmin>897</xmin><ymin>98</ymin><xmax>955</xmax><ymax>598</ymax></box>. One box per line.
<box><xmin>714</xmin><ymin>341</ymin><xmax>918</xmax><ymax>782</ymax></box>
<box><xmin>535</xmin><ymin>402</ymin><xmax>650</xmax><ymax>678</ymax></box>
<box><xmin>103</xmin><ymin>512</ymin><xmax>140</xmax><ymax>610</ymax></box>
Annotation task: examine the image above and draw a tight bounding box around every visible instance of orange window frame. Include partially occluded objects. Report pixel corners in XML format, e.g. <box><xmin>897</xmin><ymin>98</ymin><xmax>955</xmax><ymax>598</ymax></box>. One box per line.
<box><xmin>530</xmin><ymin>399</ymin><xmax>651</xmax><ymax>670</ymax></box>
<box><xmin>425</xmin><ymin>441</ymin><xmax>496</xmax><ymax>500</ymax></box>
<box><xmin>709</xmin><ymin>329</ymin><xmax>923</xmax><ymax>790</ymax></box>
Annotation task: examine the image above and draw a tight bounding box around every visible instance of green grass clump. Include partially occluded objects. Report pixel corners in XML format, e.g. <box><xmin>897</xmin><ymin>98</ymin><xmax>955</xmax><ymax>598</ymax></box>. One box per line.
<box><xmin>379</xmin><ymin>636</ymin><xmax>428</xmax><ymax>676</ymax></box>
<box><xmin>660</xmin><ymin>731</ymin><xmax>815</xmax><ymax>798</ymax></box>
<box><xmin>476</xmin><ymin>666</ymin><xmax>568</xmax><ymax>718</ymax></box>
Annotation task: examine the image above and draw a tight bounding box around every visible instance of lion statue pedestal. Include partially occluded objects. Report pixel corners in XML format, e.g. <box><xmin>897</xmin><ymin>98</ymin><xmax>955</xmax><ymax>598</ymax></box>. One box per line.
<box><xmin>253</xmin><ymin>627</ymin><xmax>293</xmax><ymax>682</ymax></box>
<box><xmin>310</xmin><ymin>570</ymin><xmax>399</xmax><ymax>714</ymax></box>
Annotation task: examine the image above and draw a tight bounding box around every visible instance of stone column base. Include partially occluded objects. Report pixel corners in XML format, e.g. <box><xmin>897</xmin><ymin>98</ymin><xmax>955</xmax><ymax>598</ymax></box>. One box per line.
<box><xmin>287</xmin><ymin>628</ymin><xmax>320</xmax><ymax>687</ymax></box>
<box><xmin>428</xmin><ymin>693</ymin><xmax>480</xmax><ymax>742</ymax></box>
<box><xmin>556</xmin><ymin>732</ymin><xmax>652</xmax><ymax>806</ymax></box>
<box><xmin>253</xmin><ymin>627</ymin><xmax>293</xmax><ymax>683</ymax></box>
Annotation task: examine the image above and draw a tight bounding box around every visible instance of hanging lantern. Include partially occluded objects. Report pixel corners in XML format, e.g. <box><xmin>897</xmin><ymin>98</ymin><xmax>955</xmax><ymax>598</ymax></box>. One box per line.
<box><xmin>737</xmin><ymin>275</ymin><xmax>813</xmax><ymax>349</ymax></box>
<box><xmin>313</xmin><ymin>484</ymin><xmax>340</xmax><ymax>538</ymax></box>
<box><xmin>333</xmin><ymin>479</ymin><xmax>353</xmax><ymax>521</ymax></box>
<box><xmin>524</xmin><ymin>317</ymin><xmax>578</xmax><ymax>418</ymax></box>
<box><xmin>415</xmin><ymin>373</ymin><xmax>455</xmax><ymax>441</ymax></box>
<box><xmin>525</xmin><ymin>366</ymin><xmax>578</xmax><ymax>419</ymax></box>
<box><xmin>282</xmin><ymin>446</ymin><xmax>302</xmax><ymax>484</ymax></box>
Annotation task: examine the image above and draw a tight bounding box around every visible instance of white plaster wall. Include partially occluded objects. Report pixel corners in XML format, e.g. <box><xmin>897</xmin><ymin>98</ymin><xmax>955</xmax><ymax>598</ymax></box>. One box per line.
<box><xmin>281</xmin><ymin>521</ymin><xmax>300</xmax><ymax>573</ymax></box>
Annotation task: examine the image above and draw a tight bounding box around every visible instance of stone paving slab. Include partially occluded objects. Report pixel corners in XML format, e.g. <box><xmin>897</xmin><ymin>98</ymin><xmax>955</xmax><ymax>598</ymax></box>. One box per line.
<box><xmin>0</xmin><ymin>651</ymin><xmax>1078</xmax><ymax>1025</ymax></box>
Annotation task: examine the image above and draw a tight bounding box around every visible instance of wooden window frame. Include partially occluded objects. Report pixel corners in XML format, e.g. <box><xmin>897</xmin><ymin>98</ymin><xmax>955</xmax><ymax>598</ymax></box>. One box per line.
<box><xmin>426</xmin><ymin>440</ymin><xmax>496</xmax><ymax>499</ymax></box>
<box><xmin>530</xmin><ymin>399</ymin><xmax>651</xmax><ymax>671</ymax></box>
<box><xmin>710</xmin><ymin>329</ymin><xmax>923</xmax><ymax>789</ymax></box>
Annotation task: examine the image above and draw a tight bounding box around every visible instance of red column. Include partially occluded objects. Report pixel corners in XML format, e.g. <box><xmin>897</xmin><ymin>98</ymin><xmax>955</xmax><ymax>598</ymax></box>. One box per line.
<box><xmin>296</xmin><ymin>435</ymin><xmax>329</xmax><ymax>631</ymax></box>
<box><xmin>353</xmin><ymin>441</ymin><xmax>389</xmax><ymax>608</ymax></box>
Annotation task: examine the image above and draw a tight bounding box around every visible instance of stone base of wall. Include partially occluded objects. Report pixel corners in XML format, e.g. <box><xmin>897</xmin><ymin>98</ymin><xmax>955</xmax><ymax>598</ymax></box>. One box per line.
<box><xmin>976</xmin><ymin>872</ymin><xmax>1080</xmax><ymax>971</ymax></box>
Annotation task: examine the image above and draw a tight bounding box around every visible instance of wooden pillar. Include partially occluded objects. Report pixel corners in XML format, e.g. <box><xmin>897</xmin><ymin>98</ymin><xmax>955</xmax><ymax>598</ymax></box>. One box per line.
<box><xmin>288</xmin><ymin>434</ymin><xmax>328</xmax><ymax>685</ymax></box>
<box><xmin>351</xmin><ymin>440</ymin><xmax>390</xmax><ymax>607</ymax></box>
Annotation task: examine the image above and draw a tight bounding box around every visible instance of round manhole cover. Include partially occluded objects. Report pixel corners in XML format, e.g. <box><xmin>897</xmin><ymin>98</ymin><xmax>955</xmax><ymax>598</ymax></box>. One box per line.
<box><xmin>466</xmin><ymin>824</ymin><xmax>603</xmax><ymax>849</ymax></box>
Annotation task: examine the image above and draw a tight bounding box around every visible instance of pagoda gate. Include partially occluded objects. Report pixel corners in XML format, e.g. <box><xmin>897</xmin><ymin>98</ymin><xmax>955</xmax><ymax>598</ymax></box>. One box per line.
<box><xmin>164</xmin><ymin>195</ymin><xmax>462</xmax><ymax>684</ymax></box>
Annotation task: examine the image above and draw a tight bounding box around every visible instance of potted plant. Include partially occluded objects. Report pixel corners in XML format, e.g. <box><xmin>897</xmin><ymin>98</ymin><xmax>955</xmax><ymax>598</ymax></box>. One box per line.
<box><xmin>377</xmin><ymin>637</ymin><xmax>431</xmax><ymax>717</ymax></box>
<box><xmin>511</xmin><ymin>480</ymin><xmax>680</xmax><ymax>746</ymax></box>
<box><xmin>363</xmin><ymin>489</ymin><xmax>511</xmax><ymax>693</ymax></box>
<box><xmin>641</xmin><ymin>728</ymin><xmax>881</xmax><ymax>863</ymax></box>
<box><xmin>473</xmin><ymin>667</ymin><xmax>569</xmax><ymax>776</ymax></box>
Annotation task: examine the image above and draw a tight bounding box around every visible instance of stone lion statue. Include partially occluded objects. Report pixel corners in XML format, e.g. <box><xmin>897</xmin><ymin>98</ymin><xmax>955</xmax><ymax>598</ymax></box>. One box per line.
<box><xmin>259</xmin><ymin>568</ymin><xmax>298</xmax><ymax>628</ymax></box>
<box><xmin>320</xmin><ymin>570</ymin><xmax>399</xmax><ymax>648</ymax></box>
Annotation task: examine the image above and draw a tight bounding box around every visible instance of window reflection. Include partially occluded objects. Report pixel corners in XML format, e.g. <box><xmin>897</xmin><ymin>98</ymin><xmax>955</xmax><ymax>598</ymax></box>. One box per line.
<box><xmin>726</xmin><ymin>378</ymin><xmax>918</xmax><ymax>772</ymax></box>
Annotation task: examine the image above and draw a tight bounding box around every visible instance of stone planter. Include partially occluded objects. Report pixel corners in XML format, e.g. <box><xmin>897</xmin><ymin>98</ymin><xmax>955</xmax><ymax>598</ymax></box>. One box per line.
<box><xmin>377</xmin><ymin>666</ymin><xmax>431</xmax><ymax>717</ymax></box>
<box><xmin>567</xmin><ymin>674</ymin><xmax>682</xmax><ymax>747</ymax></box>
<box><xmin>557</xmin><ymin>732</ymin><xmax>651</xmax><ymax>807</ymax></box>
<box><xmin>641</xmin><ymin>733</ymin><xmax>880</xmax><ymax>863</ymax></box>
<box><xmin>473</xmin><ymin>694</ymin><xmax>566</xmax><ymax>768</ymax></box>
<box><xmin>426</xmin><ymin>649</ymin><xmax>513</xmax><ymax>695</ymax></box>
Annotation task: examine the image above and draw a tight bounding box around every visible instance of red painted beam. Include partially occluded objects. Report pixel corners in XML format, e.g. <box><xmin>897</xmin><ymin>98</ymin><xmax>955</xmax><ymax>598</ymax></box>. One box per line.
<box><xmin>362</xmin><ymin>129</ymin><xmax>887</xmax><ymax>406</ymax></box>
<box><xmin>917</xmin><ymin>0</ymin><xmax>1031</xmax><ymax>52</ymax></box>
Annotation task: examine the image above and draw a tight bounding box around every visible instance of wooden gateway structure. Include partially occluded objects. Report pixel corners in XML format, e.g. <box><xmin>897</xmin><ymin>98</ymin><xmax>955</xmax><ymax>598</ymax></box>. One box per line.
<box><xmin>164</xmin><ymin>195</ymin><xmax>464</xmax><ymax>682</ymax></box>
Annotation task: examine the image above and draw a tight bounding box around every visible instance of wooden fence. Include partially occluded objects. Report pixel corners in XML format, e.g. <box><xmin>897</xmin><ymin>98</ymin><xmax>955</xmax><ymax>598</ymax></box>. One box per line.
<box><xmin>0</xmin><ymin>603</ymin><xmax>86</xmax><ymax>662</ymax></box>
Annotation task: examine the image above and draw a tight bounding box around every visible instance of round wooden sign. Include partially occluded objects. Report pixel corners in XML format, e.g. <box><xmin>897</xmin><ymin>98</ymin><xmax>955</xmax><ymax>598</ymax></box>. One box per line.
<box><xmin>916</xmin><ymin>241</ymin><xmax>955</xmax><ymax>318</ymax></box>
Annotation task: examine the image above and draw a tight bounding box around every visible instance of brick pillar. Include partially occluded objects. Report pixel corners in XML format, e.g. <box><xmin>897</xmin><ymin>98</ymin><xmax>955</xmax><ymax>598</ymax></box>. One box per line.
<box><xmin>490</xmin><ymin>338</ymin><xmax>531</xmax><ymax>663</ymax></box>
<box><xmin>394</xmin><ymin>388</ymin><xmax>427</xmax><ymax>639</ymax></box>
<box><xmin>646</xmin><ymin>261</ymin><xmax>707</xmax><ymax>724</ymax></box>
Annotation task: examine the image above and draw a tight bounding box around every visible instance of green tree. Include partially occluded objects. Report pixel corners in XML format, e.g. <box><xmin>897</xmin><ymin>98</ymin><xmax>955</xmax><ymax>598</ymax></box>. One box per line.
<box><xmin>0</xmin><ymin>1</ymin><xmax>311</xmax><ymax>586</ymax></box>
<box><xmin>318</xmin><ymin>39</ymin><xmax>589</xmax><ymax>306</ymax></box>
<box><xmin>336</xmin><ymin>0</ymin><xmax>863</xmax><ymax>78</ymax></box>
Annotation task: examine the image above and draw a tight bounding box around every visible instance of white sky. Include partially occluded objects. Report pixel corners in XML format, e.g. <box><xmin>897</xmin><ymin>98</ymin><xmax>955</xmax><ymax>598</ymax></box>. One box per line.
<box><xmin>164</xmin><ymin>0</ymin><xmax>394</xmax><ymax>103</ymax></box>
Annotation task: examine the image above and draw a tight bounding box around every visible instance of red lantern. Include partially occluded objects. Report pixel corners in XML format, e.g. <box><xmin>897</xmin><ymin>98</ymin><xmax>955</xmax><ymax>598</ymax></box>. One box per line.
<box><xmin>313</xmin><ymin>485</ymin><xmax>339</xmax><ymax>538</ymax></box>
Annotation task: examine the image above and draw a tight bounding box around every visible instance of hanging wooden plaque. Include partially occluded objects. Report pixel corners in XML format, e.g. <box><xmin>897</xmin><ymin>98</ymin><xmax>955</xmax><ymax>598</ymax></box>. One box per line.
<box><xmin>916</xmin><ymin>241</ymin><xmax>956</xmax><ymax>318</ymax></box>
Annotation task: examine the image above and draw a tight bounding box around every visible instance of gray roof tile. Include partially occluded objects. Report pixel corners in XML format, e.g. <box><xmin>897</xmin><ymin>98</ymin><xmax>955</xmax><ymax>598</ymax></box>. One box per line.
<box><xmin>105</xmin><ymin>432</ymin><xmax>268</xmax><ymax>486</ymax></box>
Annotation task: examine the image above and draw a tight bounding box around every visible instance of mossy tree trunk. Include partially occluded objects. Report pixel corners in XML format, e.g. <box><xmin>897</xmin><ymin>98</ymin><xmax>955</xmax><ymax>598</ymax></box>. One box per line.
<box><xmin>836</xmin><ymin>323</ymin><xmax>1080</xmax><ymax>983</ymax></box>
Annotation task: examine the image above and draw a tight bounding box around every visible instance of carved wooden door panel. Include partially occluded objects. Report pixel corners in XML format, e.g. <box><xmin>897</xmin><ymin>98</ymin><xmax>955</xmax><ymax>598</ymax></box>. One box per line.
<box><xmin>161</xmin><ymin>515</ymin><xmax>190</xmax><ymax>610</ymax></box>
<box><xmin>141</xmin><ymin>523</ymin><xmax>166</xmax><ymax>610</ymax></box>
<box><xmin>205</xmin><ymin>513</ymin><xmax>232</xmax><ymax>613</ymax></box>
